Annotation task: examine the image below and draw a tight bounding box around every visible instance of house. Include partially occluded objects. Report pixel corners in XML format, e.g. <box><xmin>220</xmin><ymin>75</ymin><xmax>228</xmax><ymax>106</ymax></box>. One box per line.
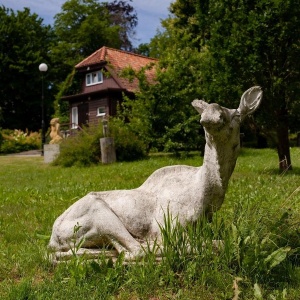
<box><xmin>62</xmin><ymin>46</ymin><xmax>158</xmax><ymax>128</ymax></box>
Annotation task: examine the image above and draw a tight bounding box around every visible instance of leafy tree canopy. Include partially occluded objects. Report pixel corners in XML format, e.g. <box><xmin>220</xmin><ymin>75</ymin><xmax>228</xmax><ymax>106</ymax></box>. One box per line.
<box><xmin>51</xmin><ymin>0</ymin><xmax>137</xmax><ymax>71</ymax></box>
<box><xmin>0</xmin><ymin>6</ymin><xmax>54</xmax><ymax>130</ymax></box>
<box><xmin>120</xmin><ymin>17</ymin><xmax>206</xmax><ymax>153</ymax></box>
<box><xmin>0</xmin><ymin>1</ymin><xmax>138</xmax><ymax>131</ymax></box>
<box><xmin>144</xmin><ymin>0</ymin><xmax>300</xmax><ymax>169</ymax></box>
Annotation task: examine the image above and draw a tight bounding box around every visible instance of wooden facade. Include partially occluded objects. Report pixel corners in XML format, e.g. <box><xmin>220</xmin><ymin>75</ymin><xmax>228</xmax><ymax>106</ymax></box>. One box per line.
<box><xmin>62</xmin><ymin>47</ymin><xmax>157</xmax><ymax>128</ymax></box>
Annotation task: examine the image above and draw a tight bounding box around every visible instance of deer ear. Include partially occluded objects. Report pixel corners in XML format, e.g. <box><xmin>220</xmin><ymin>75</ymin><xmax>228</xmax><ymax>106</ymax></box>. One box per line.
<box><xmin>238</xmin><ymin>86</ymin><xmax>263</xmax><ymax>120</ymax></box>
<box><xmin>192</xmin><ymin>99</ymin><xmax>209</xmax><ymax>114</ymax></box>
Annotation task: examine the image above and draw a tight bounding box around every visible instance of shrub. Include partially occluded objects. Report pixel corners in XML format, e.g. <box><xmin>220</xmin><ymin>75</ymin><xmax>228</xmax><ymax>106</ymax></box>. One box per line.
<box><xmin>53</xmin><ymin>119</ymin><xmax>147</xmax><ymax>167</ymax></box>
<box><xmin>0</xmin><ymin>129</ymin><xmax>40</xmax><ymax>154</ymax></box>
<box><xmin>52</xmin><ymin>125</ymin><xmax>102</xmax><ymax>167</ymax></box>
<box><xmin>109</xmin><ymin>118</ymin><xmax>147</xmax><ymax>161</ymax></box>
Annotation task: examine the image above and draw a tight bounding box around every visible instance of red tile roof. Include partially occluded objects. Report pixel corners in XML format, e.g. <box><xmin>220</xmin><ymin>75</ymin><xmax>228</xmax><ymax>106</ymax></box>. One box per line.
<box><xmin>75</xmin><ymin>46</ymin><xmax>158</xmax><ymax>92</ymax></box>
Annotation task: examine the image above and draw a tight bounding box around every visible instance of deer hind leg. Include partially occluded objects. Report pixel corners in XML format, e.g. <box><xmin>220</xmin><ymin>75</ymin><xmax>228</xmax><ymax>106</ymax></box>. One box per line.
<box><xmin>81</xmin><ymin>200</ymin><xmax>145</xmax><ymax>260</ymax></box>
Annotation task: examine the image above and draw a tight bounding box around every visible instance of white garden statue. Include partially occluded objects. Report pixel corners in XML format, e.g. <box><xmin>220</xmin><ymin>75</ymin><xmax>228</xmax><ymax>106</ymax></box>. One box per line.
<box><xmin>49</xmin><ymin>86</ymin><xmax>263</xmax><ymax>260</ymax></box>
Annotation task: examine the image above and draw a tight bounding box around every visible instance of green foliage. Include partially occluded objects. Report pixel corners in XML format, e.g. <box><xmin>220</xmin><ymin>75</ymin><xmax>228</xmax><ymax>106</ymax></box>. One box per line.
<box><xmin>0</xmin><ymin>6</ymin><xmax>54</xmax><ymax>131</ymax></box>
<box><xmin>120</xmin><ymin>46</ymin><xmax>206</xmax><ymax>153</ymax></box>
<box><xmin>0</xmin><ymin>129</ymin><xmax>40</xmax><ymax>154</ymax></box>
<box><xmin>160</xmin><ymin>209</ymin><xmax>297</xmax><ymax>288</ymax></box>
<box><xmin>7</xmin><ymin>280</ymin><xmax>34</xmax><ymax>300</ymax></box>
<box><xmin>105</xmin><ymin>0</ymin><xmax>138</xmax><ymax>51</ymax></box>
<box><xmin>50</xmin><ymin>0</ymin><xmax>138</xmax><ymax>89</ymax></box>
<box><xmin>134</xmin><ymin>43</ymin><xmax>151</xmax><ymax>57</ymax></box>
<box><xmin>53</xmin><ymin>0</ymin><xmax>137</xmax><ymax>55</ymax></box>
<box><xmin>52</xmin><ymin>68</ymin><xmax>80</xmax><ymax>120</ymax></box>
<box><xmin>52</xmin><ymin>0</ymin><xmax>120</xmax><ymax>69</ymax></box>
<box><xmin>156</xmin><ymin>161</ymin><xmax>300</xmax><ymax>298</ymax></box>
<box><xmin>159</xmin><ymin>211</ymin><xmax>223</xmax><ymax>277</ymax></box>
<box><xmin>166</xmin><ymin>0</ymin><xmax>300</xmax><ymax>169</ymax></box>
<box><xmin>109</xmin><ymin>118</ymin><xmax>147</xmax><ymax>161</ymax></box>
<box><xmin>0</xmin><ymin>2</ymin><xmax>138</xmax><ymax>132</ymax></box>
<box><xmin>224</xmin><ymin>210</ymin><xmax>295</xmax><ymax>283</ymax></box>
<box><xmin>53</xmin><ymin>120</ymin><xmax>147</xmax><ymax>167</ymax></box>
<box><xmin>59</xmin><ymin>231</ymin><xmax>127</xmax><ymax>293</ymax></box>
<box><xmin>53</xmin><ymin>125</ymin><xmax>102</xmax><ymax>167</ymax></box>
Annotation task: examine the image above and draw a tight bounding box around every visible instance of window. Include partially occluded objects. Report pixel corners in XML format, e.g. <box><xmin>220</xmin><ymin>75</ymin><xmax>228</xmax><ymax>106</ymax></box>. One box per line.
<box><xmin>86</xmin><ymin>71</ymin><xmax>103</xmax><ymax>86</ymax></box>
<box><xmin>97</xmin><ymin>107</ymin><xmax>106</xmax><ymax>117</ymax></box>
<box><xmin>71</xmin><ymin>107</ymin><xmax>78</xmax><ymax>129</ymax></box>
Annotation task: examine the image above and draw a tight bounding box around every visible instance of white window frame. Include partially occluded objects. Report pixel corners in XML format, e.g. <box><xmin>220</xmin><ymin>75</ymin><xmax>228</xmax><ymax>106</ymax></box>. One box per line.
<box><xmin>71</xmin><ymin>106</ymin><xmax>78</xmax><ymax>129</ymax></box>
<box><xmin>86</xmin><ymin>70</ymin><xmax>103</xmax><ymax>86</ymax></box>
<box><xmin>96</xmin><ymin>106</ymin><xmax>106</xmax><ymax>117</ymax></box>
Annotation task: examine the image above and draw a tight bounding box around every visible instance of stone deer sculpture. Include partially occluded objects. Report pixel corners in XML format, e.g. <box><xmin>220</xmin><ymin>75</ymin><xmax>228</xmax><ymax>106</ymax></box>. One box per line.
<box><xmin>49</xmin><ymin>86</ymin><xmax>262</xmax><ymax>259</ymax></box>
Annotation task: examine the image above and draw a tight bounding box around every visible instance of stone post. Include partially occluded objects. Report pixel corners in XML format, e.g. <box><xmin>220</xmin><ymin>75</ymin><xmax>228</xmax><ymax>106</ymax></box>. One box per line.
<box><xmin>100</xmin><ymin>137</ymin><xmax>116</xmax><ymax>164</ymax></box>
<box><xmin>44</xmin><ymin>144</ymin><xmax>60</xmax><ymax>163</ymax></box>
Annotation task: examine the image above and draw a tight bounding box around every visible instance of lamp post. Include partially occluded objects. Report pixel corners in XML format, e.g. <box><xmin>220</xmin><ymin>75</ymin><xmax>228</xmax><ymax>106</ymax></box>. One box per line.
<box><xmin>39</xmin><ymin>63</ymin><xmax>48</xmax><ymax>156</ymax></box>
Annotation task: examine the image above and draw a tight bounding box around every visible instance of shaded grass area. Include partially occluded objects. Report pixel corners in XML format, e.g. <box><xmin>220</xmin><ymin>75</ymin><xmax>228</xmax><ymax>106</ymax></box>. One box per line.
<box><xmin>0</xmin><ymin>148</ymin><xmax>299</xmax><ymax>299</ymax></box>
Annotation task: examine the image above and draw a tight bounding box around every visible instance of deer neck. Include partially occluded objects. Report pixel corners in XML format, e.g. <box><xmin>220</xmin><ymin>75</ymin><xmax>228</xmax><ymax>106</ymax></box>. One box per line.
<box><xmin>201</xmin><ymin>134</ymin><xmax>240</xmax><ymax>191</ymax></box>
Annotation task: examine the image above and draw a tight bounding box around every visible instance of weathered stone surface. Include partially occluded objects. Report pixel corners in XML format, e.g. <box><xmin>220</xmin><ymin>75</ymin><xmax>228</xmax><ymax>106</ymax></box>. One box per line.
<box><xmin>44</xmin><ymin>144</ymin><xmax>60</xmax><ymax>163</ymax></box>
<box><xmin>48</xmin><ymin>86</ymin><xmax>263</xmax><ymax>259</ymax></box>
<box><xmin>100</xmin><ymin>137</ymin><xmax>116</xmax><ymax>164</ymax></box>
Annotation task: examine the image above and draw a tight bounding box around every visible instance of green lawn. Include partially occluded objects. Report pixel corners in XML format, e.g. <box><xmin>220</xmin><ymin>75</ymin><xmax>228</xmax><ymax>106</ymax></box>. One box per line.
<box><xmin>0</xmin><ymin>148</ymin><xmax>299</xmax><ymax>299</ymax></box>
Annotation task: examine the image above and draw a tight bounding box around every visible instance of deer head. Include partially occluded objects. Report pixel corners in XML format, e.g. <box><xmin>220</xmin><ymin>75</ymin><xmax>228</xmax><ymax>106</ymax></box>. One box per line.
<box><xmin>192</xmin><ymin>86</ymin><xmax>263</xmax><ymax>139</ymax></box>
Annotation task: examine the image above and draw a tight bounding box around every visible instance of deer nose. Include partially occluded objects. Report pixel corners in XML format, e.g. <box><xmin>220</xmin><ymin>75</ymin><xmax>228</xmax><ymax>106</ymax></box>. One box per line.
<box><xmin>200</xmin><ymin>112</ymin><xmax>224</xmax><ymax>127</ymax></box>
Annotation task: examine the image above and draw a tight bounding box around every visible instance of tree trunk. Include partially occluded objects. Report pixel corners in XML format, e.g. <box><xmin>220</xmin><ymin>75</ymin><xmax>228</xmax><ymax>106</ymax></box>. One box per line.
<box><xmin>276</xmin><ymin>117</ymin><xmax>292</xmax><ymax>171</ymax></box>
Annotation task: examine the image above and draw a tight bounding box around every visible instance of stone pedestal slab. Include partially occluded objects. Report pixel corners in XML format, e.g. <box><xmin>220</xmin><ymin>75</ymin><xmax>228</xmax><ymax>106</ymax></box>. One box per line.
<box><xmin>44</xmin><ymin>144</ymin><xmax>60</xmax><ymax>163</ymax></box>
<box><xmin>100</xmin><ymin>137</ymin><xmax>116</xmax><ymax>164</ymax></box>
